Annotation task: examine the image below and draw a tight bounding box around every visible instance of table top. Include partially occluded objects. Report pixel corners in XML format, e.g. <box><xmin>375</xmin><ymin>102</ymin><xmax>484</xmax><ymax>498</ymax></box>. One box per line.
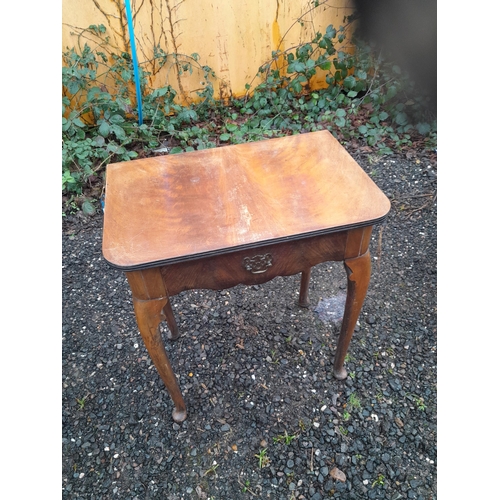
<box><xmin>102</xmin><ymin>130</ymin><xmax>390</xmax><ymax>270</ymax></box>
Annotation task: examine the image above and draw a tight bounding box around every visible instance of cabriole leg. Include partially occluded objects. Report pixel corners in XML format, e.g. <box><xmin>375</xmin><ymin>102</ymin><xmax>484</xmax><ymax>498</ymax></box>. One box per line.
<box><xmin>133</xmin><ymin>296</ymin><xmax>187</xmax><ymax>422</ymax></box>
<box><xmin>333</xmin><ymin>250</ymin><xmax>371</xmax><ymax>380</ymax></box>
<box><xmin>162</xmin><ymin>298</ymin><xmax>180</xmax><ymax>340</ymax></box>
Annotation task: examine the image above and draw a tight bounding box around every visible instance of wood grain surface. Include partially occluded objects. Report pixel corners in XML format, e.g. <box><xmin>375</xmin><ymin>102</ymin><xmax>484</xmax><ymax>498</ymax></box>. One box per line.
<box><xmin>102</xmin><ymin>131</ymin><xmax>390</xmax><ymax>269</ymax></box>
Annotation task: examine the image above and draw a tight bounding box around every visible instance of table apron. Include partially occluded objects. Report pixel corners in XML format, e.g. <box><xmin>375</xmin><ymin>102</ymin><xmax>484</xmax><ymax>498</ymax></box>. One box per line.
<box><xmin>156</xmin><ymin>227</ymin><xmax>371</xmax><ymax>296</ymax></box>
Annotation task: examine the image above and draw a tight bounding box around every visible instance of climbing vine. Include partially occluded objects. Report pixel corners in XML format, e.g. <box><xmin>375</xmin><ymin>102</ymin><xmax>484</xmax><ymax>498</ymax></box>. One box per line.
<box><xmin>62</xmin><ymin>20</ymin><xmax>436</xmax><ymax>215</ymax></box>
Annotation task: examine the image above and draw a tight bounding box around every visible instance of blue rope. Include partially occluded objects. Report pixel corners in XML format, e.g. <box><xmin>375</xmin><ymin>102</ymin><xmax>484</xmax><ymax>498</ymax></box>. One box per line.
<box><xmin>124</xmin><ymin>0</ymin><xmax>143</xmax><ymax>125</ymax></box>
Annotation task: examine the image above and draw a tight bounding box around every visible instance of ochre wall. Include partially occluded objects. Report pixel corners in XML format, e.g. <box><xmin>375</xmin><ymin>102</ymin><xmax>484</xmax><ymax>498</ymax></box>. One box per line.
<box><xmin>62</xmin><ymin>0</ymin><xmax>355</xmax><ymax>103</ymax></box>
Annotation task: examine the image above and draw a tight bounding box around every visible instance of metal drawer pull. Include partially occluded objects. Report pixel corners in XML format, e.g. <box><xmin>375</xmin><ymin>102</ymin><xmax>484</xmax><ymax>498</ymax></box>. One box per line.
<box><xmin>243</xmin><ymin>253</ymin><xmax>273</xmax><ymax>274</ymax></box>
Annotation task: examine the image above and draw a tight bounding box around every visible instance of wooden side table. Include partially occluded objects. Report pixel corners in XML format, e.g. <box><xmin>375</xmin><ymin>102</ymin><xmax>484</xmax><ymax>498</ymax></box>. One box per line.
<box><xmin>102</xmin><ymin>130</ymin><xmax>390</xmax><ymax>422</ymax></box>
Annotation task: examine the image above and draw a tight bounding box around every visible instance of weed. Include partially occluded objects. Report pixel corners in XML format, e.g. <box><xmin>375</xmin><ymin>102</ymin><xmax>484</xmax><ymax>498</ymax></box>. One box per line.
<box><xmin>347</xmin><ymin>392</ymin><xmax>362</xmax><ymax>411</ymax></box>
<box><xmin>273</xmin><ymin>430</ymin><xmax>297</xmax><ymax>445</ymax></box>
<box><xmin>269</xmin><ymin>350</ymin><xmax>280</xmax><ymax>365</ymax></box>
<box><xmin>204</xmin><ymin>462</ymin><xmax>219</xmax><ymax>476</ymax></box>
<box><xmin>338</xmin><ymin>426</ymin><xmax>348</xmax><ymax>436</ymax></box>
<box><xmin>372</xmin><ymin>474</ymin><xmax>385</xmax><ymax>488</ymax></box>
<box><xmin>241</xmin><ymin>479</ymin><xmax>250</xmax><ymax>493</ymax></box>
<box><xmin>413</xmin><ymin>396</ymin><xmax>427</xmax><ymax>411</ymax></box>
<box><xmin>255</xmin><ymin>448</ymin><xmax>269</xmax><ymax>468</ymax></box>
<box><xmin>343</xmin><ymin>411</ymin><xmax>351</xmax><ymax>421</ymax></box>
<box><xmin>76</xmin><ymin>396</ymin><xmax>87</xmax><ymax>410</ymax></box>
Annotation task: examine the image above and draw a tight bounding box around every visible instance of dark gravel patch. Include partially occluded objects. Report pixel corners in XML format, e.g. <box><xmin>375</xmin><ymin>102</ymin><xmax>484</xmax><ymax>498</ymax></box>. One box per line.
<box><xmin>62</xmin><ymin>148</ymin><xmax>437</xmax><ymax>499</ymax></box>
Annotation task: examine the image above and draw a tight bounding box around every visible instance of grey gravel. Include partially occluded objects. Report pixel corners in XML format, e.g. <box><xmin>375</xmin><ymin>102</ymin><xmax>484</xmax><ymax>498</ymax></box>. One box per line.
<box><xmin>62</xmin><ymin>147</ymin><xmax>437</xmax><ymax>499</ymax></box>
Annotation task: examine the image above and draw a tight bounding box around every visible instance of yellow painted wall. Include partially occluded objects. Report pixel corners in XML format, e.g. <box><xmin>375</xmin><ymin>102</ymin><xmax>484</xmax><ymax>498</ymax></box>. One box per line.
<box><xmin>62</xmin><ymin>0</ymin><xmax>355</xmax><ymax>103</ymax></box>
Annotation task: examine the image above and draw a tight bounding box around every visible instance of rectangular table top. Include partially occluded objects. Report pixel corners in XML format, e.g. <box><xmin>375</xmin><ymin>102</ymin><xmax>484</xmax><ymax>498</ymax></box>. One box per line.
<box><xmin>102</xmin><ymin>130</ymin><xmax>390</xmax><ymax>270</ymax></box>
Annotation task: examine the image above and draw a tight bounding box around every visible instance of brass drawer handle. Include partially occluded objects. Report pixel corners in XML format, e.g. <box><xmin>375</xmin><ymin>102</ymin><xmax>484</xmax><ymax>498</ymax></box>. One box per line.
<box><xmin>243</xmin><ymin>253</ymin><xmax>273</xmax><ymax>274</ymax></box>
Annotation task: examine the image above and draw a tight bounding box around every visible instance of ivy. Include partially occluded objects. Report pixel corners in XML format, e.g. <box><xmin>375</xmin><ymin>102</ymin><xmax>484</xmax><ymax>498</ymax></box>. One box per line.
<box><xmin>62</xmin><ymin>22</ymin><xmax>436</xmax><ymax>214</ymax></box>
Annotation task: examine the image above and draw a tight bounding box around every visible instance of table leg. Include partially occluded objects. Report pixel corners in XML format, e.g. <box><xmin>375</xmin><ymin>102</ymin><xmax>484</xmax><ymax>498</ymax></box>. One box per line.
<box><xmin>162</xmin><ymin>298</ymin><xmax>180</xmax><ymax>340</ymax></box>
<box><xmin>132</xmin><ymin>296</ymin><xmax>187</xmax><ymax>422</ymax></box>
<box><xmin>298</xmin><ymin>268</ymin><xmax>311</xmax><ymax>307</ymax></box>
<box><xmin>333</xmin><ymin>250</ymin><xmax>371</xmax><ymax>380</ymax></box>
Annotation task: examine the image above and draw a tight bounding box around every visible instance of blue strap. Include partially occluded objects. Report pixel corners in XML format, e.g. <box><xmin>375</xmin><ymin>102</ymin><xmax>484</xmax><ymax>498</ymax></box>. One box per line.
<box><xmin>124</xmin><ymin>0</ymin><xmax>143</xmax><ymax>125</ymax></box>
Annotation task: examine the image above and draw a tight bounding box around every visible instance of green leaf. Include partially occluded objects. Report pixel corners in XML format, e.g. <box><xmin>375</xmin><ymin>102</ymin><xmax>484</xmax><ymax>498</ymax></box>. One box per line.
<box><xmin>110</xmin><ymin>124</ymin><xmax>126</xmax><ymax>140</ymax></box>
<box><xmin>81</xmin><ymin>200</ymin><xmax>96</xmax><ymax>216</ymax></box>
<box><xmin>121</xmin><ymin>69</ymin><xmax>132</xmax><ymax>82</ymax></box>
<box><xmin>387</xmin><ymin>86</ymin><xmax>398</xmax><ymax>99</ymax></box>
<box><xmin>325</xmin><ymin>25</ymin><xmax>336</xmax><ymax>39</ymax></box>
<box><xmin>378</xmin><ymin>145</ymin><xmax>393</xmax><ymax>155</ymax></box>
<box><xmin>151</xmin><ymin>87</ymin><xmax>171</xmax><ymax>98</ymax></box>
<box><xmin>287</xmin><ymin>61</ymin><xmax>305</xmax><ymax>74</ymax></box>
<box><xmin>305</xmin><ymin>59</ymin><xmax>316</xmax><ymax>69</ymax></box>
<box><xmin>343</xmin><ymin>76</ymin><xmax>356</xmax><ymax>89</ymax></box>
<box><xmin>92</xmin><ymin>135</ymin><xmax>106</xmax><ymax>147</ymax></box>
<box><xmin>335</xmin><ymin>108</ymin><xmax>346</xmax><ymax>117</ymax></box>
<box><xmin>416</xmin><ymin>122</ymin><xmax>431</xmax><ymax>135</ymax></box>
<box><xmin>170</xmin><ymin>147</ymin><xmax>183</xmax><ymax>154</ymax></box>
<box><xmin>355</xmin><ymin>70</ymin><xmax>367</xmax><ymax>80</ymax></box>
<box><xmin>291</xmin><ymin>79</ymin><xmax>303</xmax><ymax>93</ymax></box>
<box><xmin>395</xmin><ymin>112</ymin><xmax>408</xmax><ymax>126</ymax></box>
<box><xmin>67</xmin><ymin>80</ymin><xmax>81</xmax><ymax>95</ymax></box>
<box><xmin>226</xmin><ymin>123</ymin><xmax>238</xmax><ymax>132</ymax></box>
<box><xmin>87</xmin><ymin>87</ymin><xmax>102</xmax><ymax>100</ymax></box>
<box><xmin>110</xmin><ymin>114</ymin><xmax>125</xmax><ymax>124</ymax></box>
<box><xmin>220</xmin><ymin>133</ymin><xmax>231</xmax><ymax>141</ymax></box>
<box><xmin>334</xmin><ymin>116</ymin><xmax>346</xmax><ymax>127</ymax></box>
<box><xmin>99</xmin><ymin>121</ymin><xmax>110</xmax><ymax>137</ymax></box>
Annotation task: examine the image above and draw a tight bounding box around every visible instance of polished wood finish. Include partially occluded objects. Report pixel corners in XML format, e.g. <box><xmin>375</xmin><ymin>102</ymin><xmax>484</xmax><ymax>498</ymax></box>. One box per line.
<box><xmin>102</xmin><ymin>131</ymin><xmax>390</xmax><ymax>269</ymax></box>
<box><xmin>102</xmin><ymin>131</ymin><xmax>390</xmax><ymax>422</ymax></box>
<box><xmin>159</xmin><ymin>231</ymin><xmax>347</xmax><ymax>296</ymax></box>
<box><xmin>298</xmin><ymin>268</ymin><xmax>312</xmax><ymax>308</ymax></box>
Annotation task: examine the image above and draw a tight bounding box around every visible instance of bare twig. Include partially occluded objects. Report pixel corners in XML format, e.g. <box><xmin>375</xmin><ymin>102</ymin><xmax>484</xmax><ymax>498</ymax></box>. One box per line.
<box><xmin>377</xmin><ymin>223</ymin><xmax>385</xmax><ymax>271</ymax></box>
<box><xmin>404</xmin><ymin>193</ymin><xmax>437</xmax><ymax>216</ymax></box>
<box><xmin>237</xmin><ymin>478</ymin><xmax>259</xmax><ymax>497</ymax></box>
<box><xmin>392</xmin><ymin>193</ymin><xmax>435</xmax><ymax>201</ymax></box>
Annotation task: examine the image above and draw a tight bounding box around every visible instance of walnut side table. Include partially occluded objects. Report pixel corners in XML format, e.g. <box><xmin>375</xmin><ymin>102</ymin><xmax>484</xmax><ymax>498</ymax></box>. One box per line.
<box><xmin>102</xmin><ymin>130</ymin><xmax>390</xmax><ymax>422</ymax></box>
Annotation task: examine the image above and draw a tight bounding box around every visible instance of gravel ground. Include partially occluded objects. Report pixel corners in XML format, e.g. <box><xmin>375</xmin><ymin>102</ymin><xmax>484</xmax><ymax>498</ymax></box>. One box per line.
<box><xmin>62</xmin><ymin>146</ymin><xmax>437</xmax><ymax>500</ymax></box>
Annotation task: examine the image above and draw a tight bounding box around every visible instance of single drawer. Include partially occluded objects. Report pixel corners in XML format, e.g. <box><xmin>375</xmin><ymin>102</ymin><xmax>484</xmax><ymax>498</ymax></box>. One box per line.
<box><xmin>161</xmin><ymin>231</ymin><xmax>348</xmax><ymax>295</ymax></box>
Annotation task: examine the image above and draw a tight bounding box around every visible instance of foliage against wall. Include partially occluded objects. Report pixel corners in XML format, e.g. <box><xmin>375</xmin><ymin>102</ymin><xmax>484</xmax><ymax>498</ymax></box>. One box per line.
<box><xmin>62</xmin><ymin>0</ymin><xmax>355</xmax><ymax>103</ymax></box>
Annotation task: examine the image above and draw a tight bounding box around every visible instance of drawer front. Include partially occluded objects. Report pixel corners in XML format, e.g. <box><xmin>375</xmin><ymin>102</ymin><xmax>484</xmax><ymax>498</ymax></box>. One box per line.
<box><xmin>161</xmin><ymin>231</ymin><xmax>348</xmax><ymax>295</ymax></box>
